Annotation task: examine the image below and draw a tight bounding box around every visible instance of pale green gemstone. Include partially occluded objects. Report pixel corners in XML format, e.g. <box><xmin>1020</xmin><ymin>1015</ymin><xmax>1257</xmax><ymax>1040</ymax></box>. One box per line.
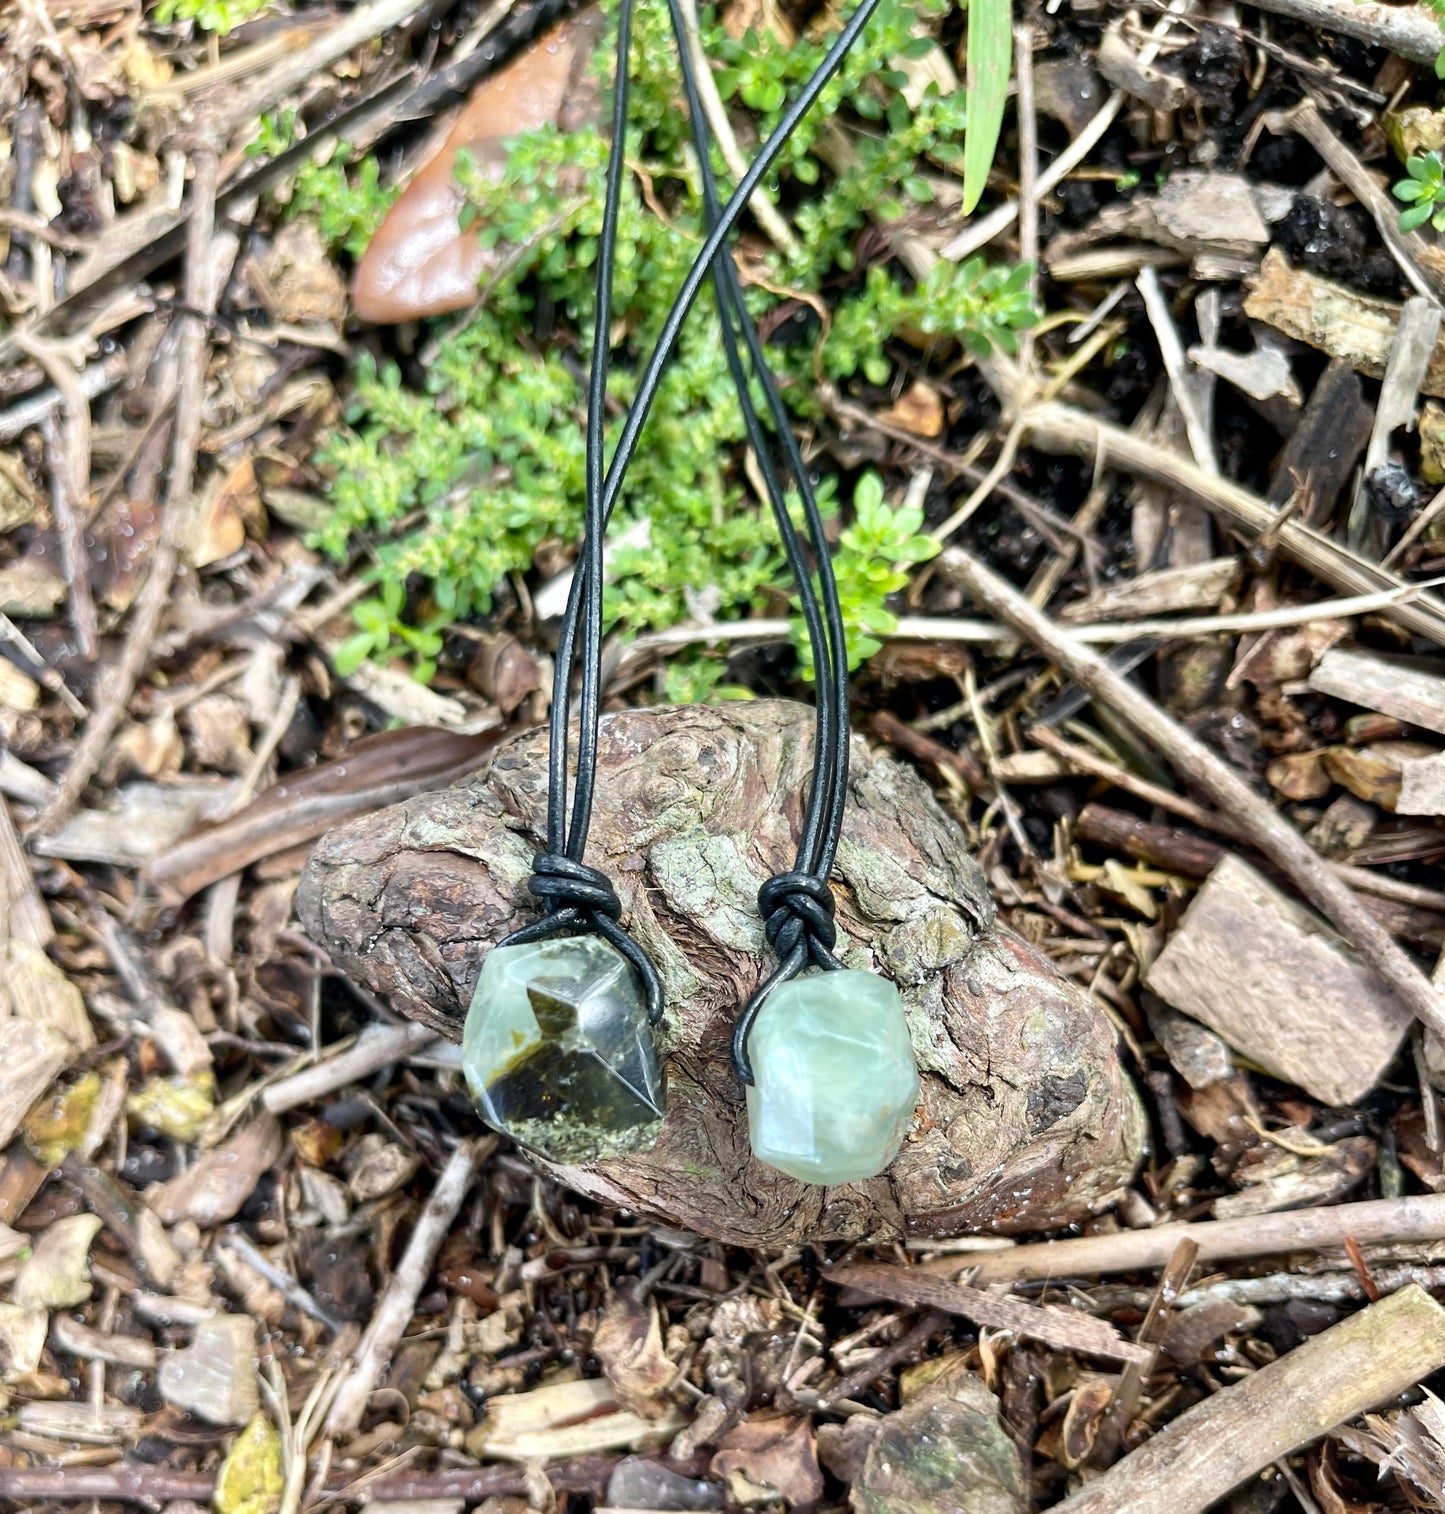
<box><xmin>745</xmin><ymin>969</ymin><xmax>919</xmax><ymax>1185</ymax></box>
<box><xmin>462</xmin><ymin>935</ymin><xmax>664</xmax><ymax>1164</ymax></box>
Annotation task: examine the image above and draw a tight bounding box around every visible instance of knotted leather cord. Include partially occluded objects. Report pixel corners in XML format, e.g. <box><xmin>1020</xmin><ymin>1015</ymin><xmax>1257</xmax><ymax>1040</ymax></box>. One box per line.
<box><xmin>665</xmin><ymin>0</ymin><xmax>852</xmax><ymax>1085</ymax></box>
<box><xmin>503</xmin><ymin>0</ymin><xmax>886</xmax><ymax>1035</ymax></box>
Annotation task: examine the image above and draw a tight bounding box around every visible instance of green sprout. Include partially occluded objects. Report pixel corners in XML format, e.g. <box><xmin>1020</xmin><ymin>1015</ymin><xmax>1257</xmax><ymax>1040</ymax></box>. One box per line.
<box><xmin>1394</xmin><ymin>151</ymin><xmax>1445</xmax><ymax>233</ymax></box>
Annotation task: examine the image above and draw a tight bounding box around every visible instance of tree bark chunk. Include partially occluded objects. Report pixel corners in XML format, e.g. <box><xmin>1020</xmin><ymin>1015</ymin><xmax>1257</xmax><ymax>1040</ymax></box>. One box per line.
<box><xmin>1145</xmin><ymin>852</ymin><xmax>1412</xmax><ymax>1106</ymax></box>
<box><xmin>296</xmin><ymin>701</ymin><xmax>1144</xmax><ymax>1245</ymax></box>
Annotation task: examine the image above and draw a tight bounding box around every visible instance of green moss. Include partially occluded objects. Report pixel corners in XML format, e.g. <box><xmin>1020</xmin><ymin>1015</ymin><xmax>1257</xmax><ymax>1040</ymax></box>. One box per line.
<box><xmin>306</xmin><ymin>0</ymin><xmax>1038</xmax><ymax>688</ymax></box>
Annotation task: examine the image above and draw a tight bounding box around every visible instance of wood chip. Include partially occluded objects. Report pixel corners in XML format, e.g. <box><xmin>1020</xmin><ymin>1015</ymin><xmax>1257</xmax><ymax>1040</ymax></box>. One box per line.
<box><xmin>465</xmin><ymin>1378</ymin><xmax>685</xmax><ymax>1461</ymax></box>
<box><xmin>147</xmin><ymin>1114</ymin><xmax>284</xmax><ymax>1227</ymax></box>
<box><xmin>1309</xmin><ymin>648</ymin><xmax>1445</xmax><ymax>738</ymax></box>
<box><xmin>12</xmin><ymin>1214</ymin><xmax>103</xmax><ymax>1310</ymax></box>
<box><xmin>158</xmin><ymin>1314</ymin><xmax>259</xmax><ymax>1426</ymax></box>
<box><xmin>1399</xmin><ymin>752</ymin><xmax>1445</xmax><ymax>816</ymax></box>
<box><xmin>1059</xmin><ymin>557</ymin><xmax>1241</xmax><ymax>623</ymax></box>
<box><xmin>828</xmin><ymin>1263</ymin><xmax>1152</xmax><ymax>1364</ymax></box>
<box><xmin>1145</xmin><ymin>853</ymin><xmax>1412</xmax><ymax>1105</ymax></box>
<box><xmin>16</xmin><ymin>1399</ymin><xmax>142</xmax><ymax>1447</ymax></box>
<box><xmin>0</xmin><ymin>1302</ymin><xmax>49</xmax><ymax>1381</ymax></box>
<box><xmin>1246</xmin><ymin>249</ymin><xmax>1445</xmax><ymax>397</ymax></box>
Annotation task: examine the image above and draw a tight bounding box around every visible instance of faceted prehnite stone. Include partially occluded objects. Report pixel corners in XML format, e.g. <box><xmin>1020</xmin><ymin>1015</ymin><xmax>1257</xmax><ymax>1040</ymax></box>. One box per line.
<box><xmin>462</xmin><ymin>935</ymin><xmax>665</xmax><ymax>1163</ymax></box>
<box><xmin>745</xmin><ymin>969</ymin><xmax>919</xmax><ymax>1185</ymax></box>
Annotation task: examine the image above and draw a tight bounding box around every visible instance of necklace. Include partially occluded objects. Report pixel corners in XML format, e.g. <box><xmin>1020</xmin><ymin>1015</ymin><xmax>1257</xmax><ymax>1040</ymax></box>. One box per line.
<box><xmin>464</xmin><ymin>0</ymin><xmax>919</xmax><ymax>1185</ymax></box>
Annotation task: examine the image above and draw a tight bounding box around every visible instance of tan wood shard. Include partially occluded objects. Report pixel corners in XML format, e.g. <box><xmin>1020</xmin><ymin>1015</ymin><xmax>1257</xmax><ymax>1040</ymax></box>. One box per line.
<box><xmin>1144</xmin><ymin>853</ymin><xmax>1412</xmax><ymax>1105</ymax></box>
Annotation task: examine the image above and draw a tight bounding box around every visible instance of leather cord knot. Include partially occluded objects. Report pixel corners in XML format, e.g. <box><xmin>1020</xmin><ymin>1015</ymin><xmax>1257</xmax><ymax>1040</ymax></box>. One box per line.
<box><xmin>758</xmin><ymin>871</ymin><xmax>837</xmax><ymax>962</ymax></box>
<box><xmin>527</xmin><ymin>852</ymin><xmax>622</xmax><ymax>923</ymax></box>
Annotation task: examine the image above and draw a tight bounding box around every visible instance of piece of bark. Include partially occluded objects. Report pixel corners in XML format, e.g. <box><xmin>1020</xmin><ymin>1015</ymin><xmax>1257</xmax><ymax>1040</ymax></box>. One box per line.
<box><xmin>850</xmin><ymin>1358</ymin><xmax>1026</xmax><ymax>1514</ymax></box>
<box><xmin>352</xmin><ymin>9</ymin><xmax>604</xmax><ymax>322</ymax></box>
<box><xmin>1058</xmin><ymin>557</ymin><xmax>1241</xmax><ymax>624</ymax></box>
<box><xmin>1267</xmin><ymin>359</ymin><xmax>1372</xmax><ymax>511</ymax></box>
<box><xmin>1145</xmin><ymin>853</ymin><xmax>1411</xmax><ymax>1105</ymax></box>
<box><xmin>297</xmin><ymin>701</ymin><xmax>1145</xmax><ymax>1246</ymax></box>
<box><xmin>1246</xmin><ymin>249</ymin><xmax>1445</xmax><ymax>398</ymax></box>
<box><xmin>1399</xmin><ymin>752</ymin><xmax>1445</xmax><ymax>816</ymax></box>
<box><xmin>1145</xmin><ymin>1002</ymin><xmax>1233</xmax><ymax>1089</ymax></box>
<box><xmin>145</xmin><ymin>726</ymin><xmax>499</xmax><ymax>904</ymax></box>
<box><xmin>1050</xmin><ymin>1285</ymin><xmax>1445</xmax><ymax>1514</ymax></box>
<box><xmin>1309</xmin><ymin>648</ymin><xmax>1445</xmax><ymax>738</ymax></box>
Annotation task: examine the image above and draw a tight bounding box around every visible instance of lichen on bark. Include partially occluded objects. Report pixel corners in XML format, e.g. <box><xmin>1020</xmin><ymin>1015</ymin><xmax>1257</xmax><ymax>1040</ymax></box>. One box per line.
<box><xmin>297</xmin><ymin>700</ymin><xmax>1145</xmax><ymax>1245</ymax></box>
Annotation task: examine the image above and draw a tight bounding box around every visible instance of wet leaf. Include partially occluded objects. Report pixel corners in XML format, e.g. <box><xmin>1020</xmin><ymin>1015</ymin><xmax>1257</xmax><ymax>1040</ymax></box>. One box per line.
<box><xmin>214</xmin><ymin>1413</ymin><xmax>284</xmax><ymax>1514</ymax></box>
<box><xmin>12</xmin><ymin>1214</ymin><xmax>103</xmax><ymax>1310</ymax></box>
<box><xmin>593</xmin><ymin>1284</ymin><xmax>676</xmax><ymax>1419</ymax></box>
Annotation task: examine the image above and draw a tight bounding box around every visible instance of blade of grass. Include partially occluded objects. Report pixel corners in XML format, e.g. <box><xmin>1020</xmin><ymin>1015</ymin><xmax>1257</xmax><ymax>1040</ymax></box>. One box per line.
<box><xmin>963</xmin><ymin>0</ymin><xmax>1011</xmax><ymax>213</ymax></box>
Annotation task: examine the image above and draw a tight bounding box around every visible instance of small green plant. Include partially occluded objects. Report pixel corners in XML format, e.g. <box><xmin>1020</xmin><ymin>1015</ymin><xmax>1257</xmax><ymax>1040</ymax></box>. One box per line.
<box><xmin>1394</xmin><ymin>151</ymin><xmax>1445</xmax><ymax>232</ymax></box>
<box><xmin>306</xmin><ymin>0</ymin><xmax>1033</xmax><ymax>691</ymax></box>
<box><xmin>823</xmin><ymin>258</ymin><xmax>1038</xmax><ymax>384</ymax></box>
<box><xmin>796</xmin><ymin>471</ymin><xmax>940</xmax><ymax>671</ymax></box>
<box><xmin>153</xmin><ymin>0</ymin><xmax>270</xmax><ymax>35</ymax></box>
<box><xmin>333</xmin><ymin>578</ymin><xmax>461</xmax><ymax>685</ymax></box>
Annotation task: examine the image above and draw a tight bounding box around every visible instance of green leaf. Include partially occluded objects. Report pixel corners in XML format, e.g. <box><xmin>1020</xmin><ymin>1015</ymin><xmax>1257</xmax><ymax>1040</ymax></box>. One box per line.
<box><xmin>903</xmin><ymin>534</ymin><xmax>942</xmax><ymax>561</ymax></box>
<box><xmin>1401</xmin><ymin>202</ymin><xmax>1434</xmax><ymax>232</ymax></box>
<box><xmin>1395</xmin><ymin>181</ymin><xmax>1426</xmax><ymax>203</ymax></box>
<box><xmin>963</xmin><ymin>0</ymin><xmax>1012</xmax><ymax>214</ymax></box>
<box><xmin>333</xmin><ymin>631</ymin><xmax>377</xmax><ymax>676</ymax></box>
<box><xmin>854</xmin><ymin>471</ymin><xmax>885</xmax><ymax>514</ymax></box>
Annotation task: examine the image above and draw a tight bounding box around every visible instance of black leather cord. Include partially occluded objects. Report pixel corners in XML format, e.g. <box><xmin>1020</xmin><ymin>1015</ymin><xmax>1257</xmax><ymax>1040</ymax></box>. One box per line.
<box><xmin>498</xmin><ymin>0</ymin><xmax>666</xmax><ymax>1027</ymax></box>
<box><xmin>664</xmin><ymin>0</ymin><xmax>853</xmax><ymax>1084</ymax></box>
<box><xmin>502</xmin><ymin>0</ymin><xmax>885</xmax><ymax>1039</ymax></box>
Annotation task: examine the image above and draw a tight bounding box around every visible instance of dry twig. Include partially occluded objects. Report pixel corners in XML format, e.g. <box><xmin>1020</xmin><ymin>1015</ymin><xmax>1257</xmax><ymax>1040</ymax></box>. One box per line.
<box><xmin>962</xmin><ymin>1194</ymin><xmax>1445</xmax><ymax>1283</ymax></box>
<box><xmin>34</xmin><ymin>150</ymin><xmax>222</xmax><ymax>838</ymax></box>
<box><xmin>324</xmin><ymin>1136</ymin><xmax>492</xmax><ymax>1438</ymax></box>
<box><xmin>1052</xmin><ymin>1286</ymin><xmax>1445</xmax><ymax>1514</ymax></box>
<box><xmin>829</xmin><ymin>1263</ymin><xmax>1153</xmax><ymax>1364</ymax></box>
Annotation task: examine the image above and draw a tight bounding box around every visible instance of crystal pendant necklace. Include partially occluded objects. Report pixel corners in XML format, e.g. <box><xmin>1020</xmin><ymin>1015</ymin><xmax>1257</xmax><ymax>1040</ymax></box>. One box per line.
<box><xmin>465</xmin><ymin>0</ymin><xmax>917</xmax><ymax>1181</ymax></box>
<box><xmin>462</xmin><ymin>0</ymin><xmax>668</xmax><ymax>1166</ymax></box>
<box><xmin>665</xmin><ymin>0</ymin><xmax>919</xmax><ymax>1187</ymax></box>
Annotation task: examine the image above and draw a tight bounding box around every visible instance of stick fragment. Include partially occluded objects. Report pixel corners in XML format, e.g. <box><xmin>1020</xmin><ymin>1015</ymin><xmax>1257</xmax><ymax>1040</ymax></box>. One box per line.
<box><xmin>960</xmin><ymin>1194</ymin><xmax>1445</xmax><ymax>1283</ymax></box>
<box><xmin>828</xmin><ymin>1262</ymin><xmax>1153</xmax><ymax>1364</ymax></box>
<box><xmin>324</xmin><ymin>1136</ymin><xmax>490</xmax><ymax>1438</ymax></box>
<box><xmin>1051</xmin><ymin>1285</ymin><xmax>1445</xmax><ymax>1514</ymax></box>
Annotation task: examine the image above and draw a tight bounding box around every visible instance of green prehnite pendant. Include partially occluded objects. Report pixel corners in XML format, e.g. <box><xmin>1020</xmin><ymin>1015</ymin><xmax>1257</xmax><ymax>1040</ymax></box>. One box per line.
<box><xmin>746</xmin><ymin>970</ymin><xmax>919</xmax><ymax>1185</ymax></box>
<box><xmin>462</xmin><ymin>936</ymin><xmax>665</xmax><ymax>1163</ymax></box>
